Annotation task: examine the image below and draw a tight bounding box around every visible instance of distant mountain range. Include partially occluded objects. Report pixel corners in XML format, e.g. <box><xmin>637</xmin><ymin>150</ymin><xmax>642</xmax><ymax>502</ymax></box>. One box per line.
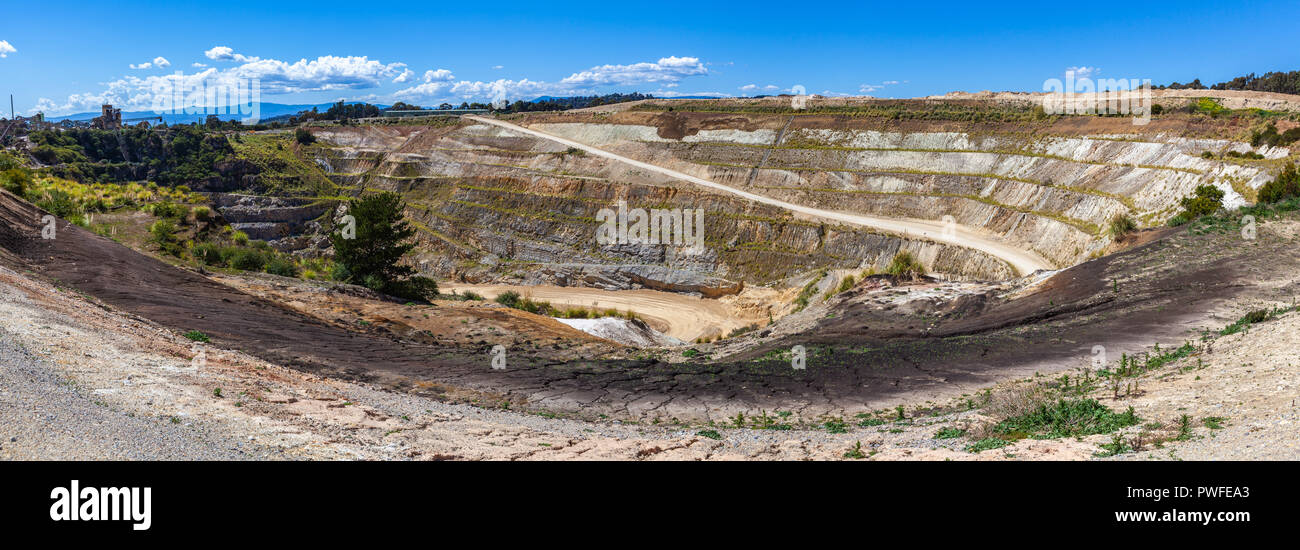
<box><xmin>46</xmin><ymin>102</ymin><xmax>385</xmax><ymax>125</ymax></box>
<box><xmin>44</xmin><ymin>94</ymin><xmax>685</xmax><ymax>125</ymax></box>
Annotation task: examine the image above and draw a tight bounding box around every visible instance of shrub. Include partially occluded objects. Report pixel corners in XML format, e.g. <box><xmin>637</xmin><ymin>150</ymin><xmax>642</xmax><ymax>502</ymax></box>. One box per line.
<box><xmin>328</xmin><ymin>262</ymin><xmax>351</xmax><ymax>282</ymax></box>
<box><xmin>495</xmin><ymin>290</ymin><xmax>522</xmax><ymax>308</ymax></box>
<box><xmin>1258</xmin><ymin>162</ymin><xmax>1300</xmax><ymax>204</ymax></box>
<box><xmin>1107</xmin><ymin>214</ymin><xmax>1137</xmax><ymax>239</ymax></box>
<box><xmin>1176</xmin><ymin>184</ymin><xmax>1224</xmax><ymax>220</ymax></box>
<box><xmin>384</xmin><ymin>276</ymin><xmax>439</xmax><ymax>302</ymax></box>
<box><xmin>183</xmin><ymin>330</ymin><xmax>210</xmax><ymax>342</ymax></box>
<box><xmin>149</xmin><ymin>201</ymin><xmax>187</xmax><ymax>220</ymax></box>
<box><xmin>294</xmin><ymin>127</ymin><xmax>316</xmax><ymax>145</ymax></box>
<box><xmin>192</xmin><ymin>205</ymin><xmax>213</xmax><ymax>222</ymax></box>
<box><xmin>836</xmin><ymin>274</ymin><xmax>856</xmax><ymax>293</ymax></box>
<box><xmin>264</xmin><ymin>256</ymin><xmax>299</xmax><ymax>277</ymax></box>
<box><xmin>362</xmin><ymin>273</ymin><xmax>386</xmax><ymax>291</ymax></box>
<box><xmin>227</xmin><ymin>248</ymin><xmax>267</xmax><ymax>271</ymax></box>
<box><xmin>36</xmin><ymin>189</ymin><xmax>79</xmax><ymax>218</ymax></box>
<box><xmin>993</xmin><ymin>399</ymin><xmax>1139</xmax><ymax>438</ymax></box>
<box><xmin>193</xmin><ymin>242</ymin><xmax>223</xmax><ymax>265</ymax></box>
<box><xmin>1</xmin><ymin>167</ymin><xmax>32</xmax><ymax>196</ymax></box>
<box><xmin>885</xmin><ymin>251</ymin><xmax>926</xmax><ymax>279</ymax></box>
<box><xmin>231</xmin><ymin>231</ymin><xmax>250</xmax><ymax>245</ymax></box>
<box><xmin>148</xmin><ymin>219</ymin><xmax>182</xmax><ymax>256</ymax></box>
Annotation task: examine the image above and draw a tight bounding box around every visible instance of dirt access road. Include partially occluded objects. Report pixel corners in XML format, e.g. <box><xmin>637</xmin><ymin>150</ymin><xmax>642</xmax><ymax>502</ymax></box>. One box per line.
<box><xmin>466</xmin><ymin>115</ymin><xmax>1054</xmax><ymax>277</ymax></box>
<box><xmin>441</xmin><ymin>283</ymin><xmax>757</xmax><ymax>342</ymax></box>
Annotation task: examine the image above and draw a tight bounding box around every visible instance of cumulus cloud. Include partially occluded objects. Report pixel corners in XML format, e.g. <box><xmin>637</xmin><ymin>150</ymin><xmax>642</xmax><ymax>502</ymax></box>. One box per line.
<box><xmin>223</xmin><ymin>55</ymin><xmax>406</xmax><ymax>93</ymax></box>
<box><xmin>423</xmin><ymin>69</ymin><xmax>454</xmax><ymax>82</ymax></box>
<box><xmin>192</xmin><ymin>62</ymin><xmax>207</xmax><ymax>68</ymax></box>
<box><xmin>204</xmin><ymin>46</ymin><xmax>258</xmax><ymax>63</ymax></box>
<box><xmin>558</xmin><ymin>56</ymin><xmax>706</xmax><ymax>87</ymax></box>
<box><xmin>392</xmin><ymin>68</ymin><xmax>415</xmax><ymax>83</ymax></box>
<box><xmin>0</xmin><ymin>40</ymin><xmax>15</xmax><ymax>58</ymax></box>
<box><xmin>34</xmin><ymin>48</ymin><xmax>407</xmax><ymax>115</ymax></box>
<box><xmin>130</xmin><ymin>56</ymin><xmax>171</xmax><ymax>70</ymax></box>
<box><xmin>491</xmin><ymin>65</ymin><xmax>504</xmax><ymax>70</ymax></box>
<box><xmin>394</xmin><ymin>56</ymin><xmax>708</xmax><ymax>103</ymax></box>
<box><xmin>739</xmin><ymin>84</ymin><xmax>779</xmax><ymax>93</ymax></box>
<box><xmin>1066</xmin><ymin>66</ymin><xmax>1099</xmax><ymax>79</ymax></box>
<box><xmin>857</xmin><ymin>80</ymin><xmax>902</xmax><ymax>95</ymax></box>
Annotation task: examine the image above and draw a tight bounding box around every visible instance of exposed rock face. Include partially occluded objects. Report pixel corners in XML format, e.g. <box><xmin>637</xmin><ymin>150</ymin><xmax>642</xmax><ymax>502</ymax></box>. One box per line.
<box><xmin>300</xmin><ymin>110</ymin><xmax>1285</xmax><ymax>291</ymax></box>
<box><xmin>527</xmin><ymin>112</ymin><xmax>1283</xmax><ymax>268</ymax></box>
<box><xmin>304</xmin><ymin>122</ymin><xmax>1019</xmax><ymax>291</ymax></box>
<box><xmin>209</xmin><ymin>193</ymin><xmax>332</xmax><ymax>251</ymax></box>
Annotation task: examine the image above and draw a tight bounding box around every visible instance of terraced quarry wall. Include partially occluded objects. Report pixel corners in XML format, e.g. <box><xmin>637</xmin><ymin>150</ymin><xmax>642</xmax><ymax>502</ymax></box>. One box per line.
<box><xmin>304</xmin><ymin>122</ymin><xmax>1017</xmax><ymax>293</ymax></box>
<box><xmin>296</xmin><ymin>108</ymin><xmax>1288</xmax><ymax>293</ymax></box>
<box><xmin>522</xmin><ymin>110</ymin><xmax>1285</xmax><ymax>268</ymax></box>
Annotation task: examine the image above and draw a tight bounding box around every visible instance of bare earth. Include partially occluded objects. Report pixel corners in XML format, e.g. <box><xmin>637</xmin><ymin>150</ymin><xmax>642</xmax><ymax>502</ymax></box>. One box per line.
<box><xmin>3</xmin><ymin>259</ymin><xmax>1294</xmax><ymax>460</ymax></box>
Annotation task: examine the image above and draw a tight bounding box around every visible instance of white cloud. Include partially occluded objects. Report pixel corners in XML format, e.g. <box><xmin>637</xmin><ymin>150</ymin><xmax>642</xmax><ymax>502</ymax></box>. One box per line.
<box><xmin>226</xmin><ymin>55</ymin><xmax>406</xmax><ymax>93</ymax></box>
<box><xmin>1066</xmin><ymin>66</ymin><xmax>1099</xmax><ymax>79</ymax></box>
<box><xmin>205</xmin><ymin>46</ymin><xmax>234</xmax><ymax>60</ymax></box>
<box><xmin>395</xmin><ymin>56</ymin><xmax>708</xmax><ymax>103</ymax></box>
<box><xmin>393</xmin><ymin>68</ymin><xmax>415</xmax><ymax>83</ymax></box>
<box><xmin>34</xmin><ymin>48</ymin><xmax>408</xmax><ymax>116</ymax></box>
<box><xmin>0</xmin><ymin>40</ymin><xmax>15</xmax><ymax>58</ymax></box>
<box><xmin>857</xmin><ymin>80</ymin><xmax>902</xmax><ymax>95</ymax></box>
<box><xmin>491</xmin><ymin>65</ymin><xmax>504</xmax><ymax>70</ymax></box>
<box><xmin>192</xmin><ymin>62</ymin><xmax>207</xmax><ymax>68</ymax></box>
<box><xmin>558</xmin><ymin>56</ymin><xmax>706</xmax><ymax>87</ymax></box>
<box><xmin>424</xmin><ymin>69</ymin><xmax>454</xmax><ymax>82</ymax></box>
<box><xmin>393</xmin><ymin>81</ymin><xmax>453</xmax><ymax>99</ymax></box>
<box><xmin>130</xmin><ymin>56</ymin><xmax>171</xmax><ymax>70</ymax></box>
<box><xmin>204</xmin><ymin>46</ymin><xmax>258</xmax><ymax>63</ymax></box>
<box><xmin>739</xmin><ymin>84</ymin><xmax>779</xmax><ymax>94</ymax></box>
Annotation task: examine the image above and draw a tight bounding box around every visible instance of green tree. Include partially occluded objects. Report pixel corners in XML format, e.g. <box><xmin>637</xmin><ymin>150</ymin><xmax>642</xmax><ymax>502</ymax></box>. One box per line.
<box><xmin>294</xmin><ymin>127</ymin><xmax>316</xmax><ymax>145</ymax></box>
<box><xmin>330</xmin><ymin>192</ymin><xmax>437</xmax><ymax>301</ymax></box>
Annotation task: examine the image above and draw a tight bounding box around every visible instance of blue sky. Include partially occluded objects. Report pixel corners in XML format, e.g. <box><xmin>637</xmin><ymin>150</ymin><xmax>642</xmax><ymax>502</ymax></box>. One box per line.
<box><xmin>2</xmin><ymin>0</ymin><xmax>1298</xmax><ymax>115</ymax></box>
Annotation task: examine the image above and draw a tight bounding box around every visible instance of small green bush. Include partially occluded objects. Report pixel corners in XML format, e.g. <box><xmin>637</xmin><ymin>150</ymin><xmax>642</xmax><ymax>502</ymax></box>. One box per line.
<box><xmin>193</xmin><ymin>242</ymin><xmax>223</xmax><ymax>265</ymax></box>
<box><xmin>264</xmin><ymin>256</ymin><xmax>299</xmax><ymax>277</ymax></box>
<box><xmin>1108</xmin><ymin>213</ymin><xmax>1137</xmax><ymax>238</ymax></box>
<box><xmin>495</xmin><ymin>291</ymin><xmax>522</xmax><ymax>308</ymax></box>
<box><xmin>227</xmin><ymin>248</ymin><xmax>267</xmax><ymax>271</ymax></box>
<box><xmin>1258</xmin><ymin>162</ymin><xmax>1300</xmax><ymax>204</ymax></box>
<box><xmin>1176</xmin><ymin>184</ymin><xmax>1224</xmax><ymax>220</ymax></box>
<box><xmin>885</xmin><ymin>251</ymin><xmax>926</xmax><ymax>279</ymax></box>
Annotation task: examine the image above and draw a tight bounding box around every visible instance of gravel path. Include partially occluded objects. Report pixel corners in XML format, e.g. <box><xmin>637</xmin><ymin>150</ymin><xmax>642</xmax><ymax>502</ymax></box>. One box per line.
<box><xmin>0</xmin><ymin>328</ymin><xmax>258</xmax><ymax>460</ymax></box>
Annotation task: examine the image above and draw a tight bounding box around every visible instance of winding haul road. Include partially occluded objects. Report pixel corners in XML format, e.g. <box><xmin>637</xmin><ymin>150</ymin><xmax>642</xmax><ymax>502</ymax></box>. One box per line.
<box><xmin>466</xmin><ymin>115</ymin><xmax>1054</xmax><ymax>276</ymax></box>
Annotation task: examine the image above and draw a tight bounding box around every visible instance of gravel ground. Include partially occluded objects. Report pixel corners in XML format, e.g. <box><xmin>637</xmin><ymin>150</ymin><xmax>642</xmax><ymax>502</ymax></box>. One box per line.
<box><xmin>0</xmin><ymin>329</ymin><xmax>259</xmax><ymax>460</ymax></box>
